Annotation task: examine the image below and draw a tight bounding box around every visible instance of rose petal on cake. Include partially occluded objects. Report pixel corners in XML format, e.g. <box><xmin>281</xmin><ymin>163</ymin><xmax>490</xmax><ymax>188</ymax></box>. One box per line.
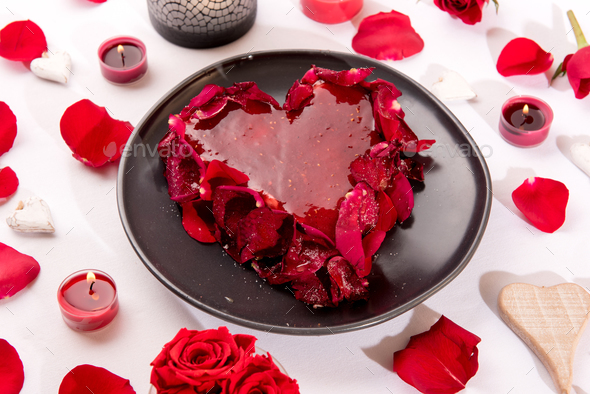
<box><xmin>298</xmin><ymin>207</ymin><xmax>340</xmax><ymax>242</ymax></box>
<box><xmin>335</xmin><ymin>182</ymin><xmax>378</xmax><ymax>276</ymax></box>
<box><xmin>230</xmin><ymin>82</ymin><xmax>281</xmax><ymax>109</ymax></box>
<box><xmin>291</xmin><ymin>270</ymin><xmax>334</xmax><ymax>307</ymax></box>
<box><xmin>496</xmin><ymin>38</ymin><xmax>554</xmax><ymax>77</ymax></box>
<box><xmin>301</xmin><ymin>68</ymin><xmax>319</xmax><ymax>84</ymax></box>
<box><xmin>362</xmin><ymin>79</ymin><xmax>403</xmax><ymax>98</ymax></box>
<box><xmin>352</xmin><ymin>11</ymin><xmax>424</xmax><ymax>61</ymax></box>
<box><xmin>299</xmin><ymin>223</ymin><xmax>335</xmax><ymax>248</ymax></box>
<box><xmin>386</xmin><ymin>172</ymin><xmax>414</xmax><ymax>223</ymax></box>
<box><xmin>312</xmin><ymin>66</ymin><xmax>375</xmax><ymax>87</ymax></box>
<box><xmin>283</xmin><ymin>81</ymin><xmax>314</xmax><ymax>111</ymax></box>
<box><xmin>376</xmin><ymin>84</ymin><xmax>405</xmax><ymax>120</ymax></box>
<box><xmin>59</xmin><ymin>365</ymin><xmax>136</xmax><ymax>394</ymax></box>
<box><xmin>511</xmin><ymin>177</ymin><xmax>568</xmax><ymax>233</ymax></box>
<box><xmin>167</xmin><ymin>114</ymin><xmax>186</xmax><ymax>138</ymax></box>
<box><xmin>0</xmin><ymin>339</ymin><xmax>24</xmax><ymax>394</ymax></box>
<box><xmin>0</xmin><ymin>102</ymin><xmax>17</xmax><ymax>157</ymax></box>
<box><xmin>398</xmin><ymin>158</ymin><xmax>424</xmax><ymax>181</ymax></box>
<box><xmin>393</xmin><ymin>316</ymin><xmax>481</xmax><ymax>394</ymax></box>
<box><xmin>0</xmin><ymin>20</ymin><xmax>47</xmax><ymax>62</ymax></box>
<box><xmin>350</xmin><ymin>152</ymin><xmax>395</xmax><ymax>191</ymax></box>
<box><xmin>159</xmin><ymin>132</ymin><xmax>205</xmax><ymax>203</ymax></box>
<box><xmin>212</xmin><ymin>186</ymin><xmax>263</xmax><ymax>238</ymax></box>
<box><xmin>0</xmin><ymin>242</ymin><xmax>40</xmax><ymax>298</ymax></box>
<box><xmin>327</xmin><ymin>256</ymin><xmax>369</xmax><ymax>301</ymax></box>
<box><xmin>180</xmin><ymin>84</ymin><xmax>225</xmax><ymax>119</ymax></box>
<box><xmin>376</xmin><ymin>191</ymin><xmax>397</xmax><ymax>232</ymax></box>
<box><xmin>388</xmin><ymin>119</ymin><xmax>435</xmax><ymax>153</ymax></box>
<box><xmin>0</xmin><ymin>167</ymin><xmax>19</xmax><ymax>200</ymax></box>
<box><xmin>193</xmin><ymin>97</ymin><xmax>230</xmax><ymax>120</ymax></box>
<box><xmin>199</xmin><ymin>160</ymin><xmax>250</xmax><ymax>201</ymax></box>
<box><xmin>60</xmin><ymin>99</ymin><xmax>133</xmax><ymax>167</ymax></box>
<box><xmin>403</xmin><ymin>139</ymin><xmax>436</xmax><ymax>153</ymax></box>
<box><xmin>182</xmin><ymin>200</ymin><xmax>216</xmax><ymax>243</ymax></box>
<box><xmin>237</xmin><ymin>208</ymin><xmax>294</xmax><ymax>263</ymax></box>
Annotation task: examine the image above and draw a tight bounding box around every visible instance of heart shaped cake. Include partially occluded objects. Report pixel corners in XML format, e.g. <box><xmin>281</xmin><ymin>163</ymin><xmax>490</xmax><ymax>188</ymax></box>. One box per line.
<box><xmin>158</xmin><ymin>66</ymin><xmax>434</xmax><ymax>307</ymax></box>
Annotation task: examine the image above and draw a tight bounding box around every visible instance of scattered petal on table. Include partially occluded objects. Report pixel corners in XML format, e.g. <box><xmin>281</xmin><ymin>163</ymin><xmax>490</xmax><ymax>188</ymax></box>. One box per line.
<box><xmin>0</xmin><ymin>167</ymin><xmax>19</xmax><ymax>201</ymax></box>
<box><xmin>0</xmin><ymin>339</ymin><xmax>25</xmax><ymax>394</ymax></box>
<box><xmin>0</xmin><ymin>102</ymin><xmax>17</xmax><ymax>157</ymax></box>
<box><xmin>352</xmin><ymin>11</ymin><xmax>424</xmax><ymax>61</ymax></box>
<box><xmin>59</xmin><ymin>365</ymin><xmax>135</xmax><ymax>394</ymax></box>
<box><xmin>496</xmin><ymin>38</ymin><xmax>553</xmax><ymax>77</ymax></box>
<box><xmin>0</xmin><ymin>242</ymin><xmax>40</xmax><ymax>298</ymax></box>
<box><xmin>0</xmin><ymin>20</ymin><xmax>47</xmax><ymax>62</ymax></box>
<box><xmin>512</xmin><ymin>177</ymin><xmax>569</xmax><ymax>233</ymax></box>
<box><xmin>59</xmin><ymin>99</ymin><xmax>133</xmax><ymax>167</ymax></box>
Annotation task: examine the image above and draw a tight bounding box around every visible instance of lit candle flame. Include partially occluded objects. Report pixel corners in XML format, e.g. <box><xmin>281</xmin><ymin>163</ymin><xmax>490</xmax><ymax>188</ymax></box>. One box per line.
<box><xmin>86</xmin><ymin>271</ymin><xmax>96</xmax><ymax>283</ymax></box>
<box><xmin>523</xmin><ymin>104</ymin><xmax>529</xmax><ymax>116</ymax></box>
<box><xmin>117</xmin><ymin>45</ymin><xmax>124</xmax><ymax>54</ymax></box>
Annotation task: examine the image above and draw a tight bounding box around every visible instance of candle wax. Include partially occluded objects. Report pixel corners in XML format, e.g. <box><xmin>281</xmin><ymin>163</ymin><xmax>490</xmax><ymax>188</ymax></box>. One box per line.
<box><xmin>504</xmin><ymin>103</ymin><xmax>545</xmax><ymax>131</ymax></box>
<box><xmin>61</xmin><ymin>274</ymin><xmax>116</xmax><ymax>311</ymax></box>
<box><xmin>103</xmin><ymin>44</ymin><xmax>143</xmax><ymax>69</ymax></box>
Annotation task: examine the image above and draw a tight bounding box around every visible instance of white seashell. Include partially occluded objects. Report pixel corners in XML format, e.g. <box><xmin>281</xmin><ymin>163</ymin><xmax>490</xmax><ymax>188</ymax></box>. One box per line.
<box><xmin>6</xmin><ymin>197</ymin><xmax>55</xmax><ymax>233</ymax></box>
<box><xmin>431</xmin><ymin>70</ymin><xmax>477</xmax><ymax>101</ymax></box>
<box><xmin>570</xmin><ymin>142</ymin><xmax>590</xmax><ymax>177</ymax></box>
<box><xmin>30</xmin><ymin>51</ymin><xmax>72</xmax><ymax>84</ymax></box>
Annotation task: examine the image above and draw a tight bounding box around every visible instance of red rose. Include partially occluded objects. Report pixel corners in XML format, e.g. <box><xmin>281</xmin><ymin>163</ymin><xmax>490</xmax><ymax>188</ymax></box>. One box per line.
<box><xmin>222</xmin><ymin>354</ymin><xmax>299</xmax><ymax>394</ymax></box>
<box><xmin>150</xmin><ymin>327</ymin><xmax>256</xmax><ymax>394</ymax></box>
<box><xmin>433</xmin><ymin>0</ymin><xmax>490</xmax><ymax>25</ymax></box>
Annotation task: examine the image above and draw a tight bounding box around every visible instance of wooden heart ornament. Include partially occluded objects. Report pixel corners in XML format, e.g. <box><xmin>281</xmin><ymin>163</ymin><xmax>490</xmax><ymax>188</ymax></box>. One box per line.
<box><xmin>498</xmin><ymin>283</ymin><xmax>590</xmax><ymax>394</ymax></box>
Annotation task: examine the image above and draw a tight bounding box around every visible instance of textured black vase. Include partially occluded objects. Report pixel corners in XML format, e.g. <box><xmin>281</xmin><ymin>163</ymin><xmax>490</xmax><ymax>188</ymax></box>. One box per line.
<box><xmin>147</xmin><ymin>0</ymin><xmax>257</xmax><ymax>49</ymax></box>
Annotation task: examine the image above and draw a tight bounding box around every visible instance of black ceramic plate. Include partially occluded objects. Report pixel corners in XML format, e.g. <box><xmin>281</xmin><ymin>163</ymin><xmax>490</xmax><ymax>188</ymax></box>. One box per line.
<box><xmin>118</xmin><ymin>50</ymin><xmax>492</xmax><ymax>335</ymax></box>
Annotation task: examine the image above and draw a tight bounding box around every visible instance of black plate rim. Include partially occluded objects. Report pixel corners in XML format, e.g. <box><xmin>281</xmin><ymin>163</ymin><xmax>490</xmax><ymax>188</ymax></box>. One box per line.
<box><xmin>117</xmin><ymin>49</ymin><xmax>492</xmax><ymax>335</ymax></box>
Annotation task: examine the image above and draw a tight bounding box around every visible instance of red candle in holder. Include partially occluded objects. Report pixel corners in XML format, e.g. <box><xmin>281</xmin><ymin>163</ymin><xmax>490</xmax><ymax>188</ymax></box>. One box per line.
<box><xmin>301</xmin><ymin>0</ymin><xmax>363</xmax><ymax>24</ymax></box>
<box><xmin>499</xmin><ymin>96</ymin><xmax>553</xmax><ymax>148</ymax></box>
<box><xmin>98</xmin><ymin>36</ymin><xmax>147</xmax><ymax>85</ymax></box>
<box><xmin>57</xmin><ymin>270</ymin><xmax>119</xmax><ymax>331</ymax></box>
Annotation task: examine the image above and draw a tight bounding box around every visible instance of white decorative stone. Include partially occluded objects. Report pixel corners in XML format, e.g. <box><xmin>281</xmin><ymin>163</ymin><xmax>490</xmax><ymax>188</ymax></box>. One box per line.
<box><xmin>570</xmin><ymin>142</ymin><xmax>590</xmax><ymax>178</ymax></box>
<box><xmin>431</xmin><ymin>70</ymin><xmax>477</xmax><ymax>101</ymax></box>
<box><xmin>30</xmin><ymin>51</ymin><xmax>72</xmax><ymax>84</ymax></box>
<box><xmin>6</xmin><ymin>197</ymin><xmax>55</xmax><ymax>233</ymax></box>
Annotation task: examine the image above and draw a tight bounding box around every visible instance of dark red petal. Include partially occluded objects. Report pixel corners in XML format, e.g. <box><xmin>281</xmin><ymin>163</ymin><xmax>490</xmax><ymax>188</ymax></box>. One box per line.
<box><xmin>496</xmin><ymin>38</ymin><xmax>554</xmax><ymax>77</ymax></box>
<box><xmin>433</xmin><ymin>0</ymin><xmax>486</xmax><ymax>25</ymax></box>
<box><xmin>0</xmin><ymin>20</ymin><xmax>47</xmax><ymax>62</ymax></box>
<box><xmin>511</xmin><ymin>177</ymin><xmax>568</xmax><ymax>233</ymax></box>
<box><xmin>352</xmin><ymin>11</ymin><xmax>424</xmax><ymax>61</ymax></box>
<box><xmin>301</xmin><ymin>68</ymin><xmax>319</xmax><ymax>84</ymax></box>
<box><xmin>376</xmin><ymin>191</ymin><xmax>397</xmax><ymax>232</ymax></box>
<box><xmin>0</xmin><ymin>167</ymin><xmax>19</xmax><ymax>200</ymax></box>
<box><xmin>182</xmin><ymin>200</ymin><xmax>216</xmax><ymax>243</ymax></box>
<box><xmin>0</xmin><ymin>102</ymin><xmax>17</xmax><ymax>157</ymax></box>
<box><xmin>59</xmin><ymin>365</ymin><xmax>136</xmax><ymax>394</ymax></box>
<box><xmin>566</xmin><ymin>46</ymin><xmax>590</xmax><ymax>99</ymax></box>
<box><xmin>237</xmin><ymin>208</ymin><xmax>294</xmax><ymax>263</ymax></box>
<box><xmin>60</xmin><ymin>99</ymin><xmax>133</xmax><ymax>167</ymax></box>
<box><xmin>313</xmin><ymin>66</ymin><xmax>374</xmax><ymax>87</ymax></box>
<box><xmin>200</xmin><ymin>160</ymin><xmax>250</xmax><ymax>201</ymax></box>
<box><xmin>326</xmin><ymin>256</ymin><xmax>369</xmax><ymax>301</ymax></box>
<box><xmin>386</xmin><ymin>172</ymin><xmax>414</xmax><ymax>222</ymax></box>
<box><xmin>0</xmin><ymin>242</ymin><xmax>40</xmax><ymax>298</ymax></box>
<box><xmin>0</xmin><ymin>339</ymin><xmax>24</xmax><ymax>394</ymax></box>
<box><xmin>283</xmin><ymin>81</ymin><xmax>314</xmax><ymax>111</ymax></box>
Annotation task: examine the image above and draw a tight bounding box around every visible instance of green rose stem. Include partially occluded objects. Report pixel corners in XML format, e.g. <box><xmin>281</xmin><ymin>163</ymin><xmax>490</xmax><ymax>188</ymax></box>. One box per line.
<box><xmin>567</xmin><ymin>10</ymin><xmax>588</xmax><ymax>50</ymax></box>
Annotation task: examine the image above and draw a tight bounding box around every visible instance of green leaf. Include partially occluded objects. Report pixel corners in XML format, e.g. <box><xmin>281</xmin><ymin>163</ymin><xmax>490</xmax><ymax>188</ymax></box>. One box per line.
<box><xmin>551</xmin><ymin>61</ymin><xmax>566</xmax><ymax>84</ymax></box>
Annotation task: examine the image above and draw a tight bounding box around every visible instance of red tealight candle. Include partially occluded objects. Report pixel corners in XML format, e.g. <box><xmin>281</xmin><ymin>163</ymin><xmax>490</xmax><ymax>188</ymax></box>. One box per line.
<box><xmin>301</xmin><ymin>0</ymin><xmax>363</xmax><ymax>24</ymax></box>
<box><xmin>499</xmin><ymin>96</ymin><xmax>554</xmax><ymax>148</ymax></box>
<box><xmin>57</xmin><ymin>270</ymin><xmax>119</xmax><ymax>331</ymax></box>
<box><xmin>98</xmin><ymin>36</ymin><xmax>147</xmax><ymax>85</ymax></box>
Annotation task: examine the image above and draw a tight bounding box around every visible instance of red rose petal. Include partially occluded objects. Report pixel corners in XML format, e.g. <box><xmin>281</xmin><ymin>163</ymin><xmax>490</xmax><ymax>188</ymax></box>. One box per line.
<box><xmin>352</xmin><ymin>11</ymin><xmax>424</xmax><ymax>61</ymax></box>
<box><xmin>0</xmin><ymin>339</ymin><xmax>24</xmax><ymax>394</ymax></box>
<box><xmin>393</xmin><ymin>316</ymin><xmax>481</xmax><ymax>394</ymax></box>
<box><xmin>237</xmin><ymin>207</ymin><xmax>294</xmax><ymax>263</ymax></box>
<box><xmin>283</xmin><ymin>81</ymin><xmax>314</xmax><ymax>111</ymax></box>
<box><xmin>386</xmin><ymin>172</ymin><xmax>414</xmax><ymax>222</ymax></box>
<box><xmin>566</xmin><ymin>46</ymin><xmax>590</xmax><ymax>99</ymax></box>
<box><xmin>223</xmin><ymin>354</ymin><xmax>299</xmax><ymax>394</ymax></box>
<box><xmin>326</xmin><ymin>256</ymin><xmax>369</xmax><ymax>302</ymax></box>
<box><xmin>511</xmin><ymin>177</ymin><xmax>569</xmax><ymax>233</ymax></box>
<box><xmin>59</xmin><ymin>365</ymin><xmax>135</xmax><ymax>394</ymax></box>
<box><xmin>433</xmin><ymin>0</ymin><xmax>486</xmax><ymax>25</ymax></box>
<box><xmin>0</xmin><ymin>20</ymin><xmax>47</xmax><ymax>62</ymax></box>
<box><xmin>60</xmin><ymin>99</ymin><xmax>133</xmax><ymax>167</ymax></box>
<box><xmin>200</xmin><ymin>160</ymin><xmax>250</xmax><ymax>201</ymax></box>
<box><xmin>496</xmin><ymin>37</ymin><xmax>554</xmax><ymax>77</ymax></box>
<box><xmin>0</xmin><ymin>242</ymin><xmax>40</xmax><ymax>298</ymax></box>
<box><xmin>0</xmin><ymin>102</ymin><xmax>17</xmax><ymax>157</ymax></box>
<box><xmin>87</xmin><ymin>0</ymin><xmax>108</xmax><ymax>3</ymax></box>
<box><xmin>182</xmin><ymin>200</ymin><xmax>216</xmax><ymax>243</ymax></box>
<box><xmin>0</xmin><ymin>167</ymin><xmax>19</xmax><ymax>200</ymax></box>
<box><xmin>313</xmin><ymin>65</ymin><xmax>375</xmax><ymax>87</ymax></box>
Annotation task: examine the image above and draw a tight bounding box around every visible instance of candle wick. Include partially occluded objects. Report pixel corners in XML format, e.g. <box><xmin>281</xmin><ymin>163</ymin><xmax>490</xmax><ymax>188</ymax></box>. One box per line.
<box><xmin>90</xmin><ymin>281</ymin><xmax>95</xmax><ymax>292</ymax></box>
<box><xmin>121</xmin><ymin>53</ymin><xmax>126</xmax><ymax>68</ymax></box>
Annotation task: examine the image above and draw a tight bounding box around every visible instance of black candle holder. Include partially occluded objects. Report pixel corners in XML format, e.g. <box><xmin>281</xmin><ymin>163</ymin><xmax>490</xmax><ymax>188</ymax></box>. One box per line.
<box><xmin>147</xmin><ymin>0</ymin><xmax>257</xmax><ymax>49</ymax></box>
